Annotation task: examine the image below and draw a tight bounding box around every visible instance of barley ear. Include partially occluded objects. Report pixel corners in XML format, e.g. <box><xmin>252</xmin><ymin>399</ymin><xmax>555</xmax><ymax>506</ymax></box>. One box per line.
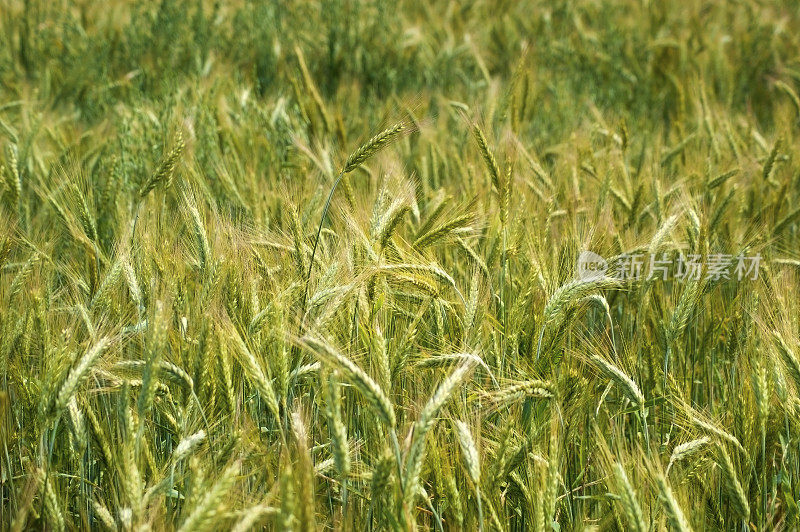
<box><xmin>715</xmin><ymin>444</ymin><xmax>750</xmax><ymax>522</ymax></box>
<box><xmin>656</xmin><ymin>475</ymin><xmax>693</xmax><ymax>532</ymax></box>
<box><xmin>52</xmin><ymin>336</ymin><xmax>112</xmax><ymax>419</ymax></box>
<box><xmin>612</xmin><ymin>463</ymin><xmax>646</xmax><ymax>532</ymax></box>
<box><xmin>404</xmin><ymin>360</ymin><xmax>477</xmax><ymax>500</ymax></box>
<box><xmin>139</xmin><ymin>132</ymin><xmax>185</xmax><ymax>197</ymax></box>
<box><xmin>300</xmin><ymin>336</ymin><xmax>395</xmax><ymax>428</ymax></box>
<box><xmin>454</xmin><ymin>420</ymin><xmax>480</xmax><ymax>485</ymax></box>
<box><xmin>343</xmin><ymin>122</ymin><xmax>406</xmax><ymax>174</ymax></box>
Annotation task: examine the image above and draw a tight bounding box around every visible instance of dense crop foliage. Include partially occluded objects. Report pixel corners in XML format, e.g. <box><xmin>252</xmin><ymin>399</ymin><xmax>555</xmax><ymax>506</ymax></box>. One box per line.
<box><xmin>2</xmin><ymin>0</ymin><xmax>800</xmax><ymax>529</ymax></box>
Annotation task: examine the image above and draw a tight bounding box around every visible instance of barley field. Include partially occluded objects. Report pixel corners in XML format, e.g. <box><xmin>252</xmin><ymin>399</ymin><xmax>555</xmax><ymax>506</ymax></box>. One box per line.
<box><xmin>2</xmin><ymin>0</ymin><xmax>800</xmax><ymax>530</ymax></box>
